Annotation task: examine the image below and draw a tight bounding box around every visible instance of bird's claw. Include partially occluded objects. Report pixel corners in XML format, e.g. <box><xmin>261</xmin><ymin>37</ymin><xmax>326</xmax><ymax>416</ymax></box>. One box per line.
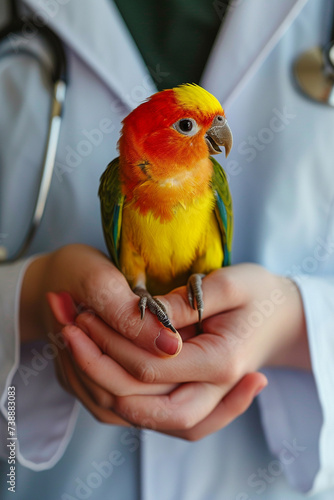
<box><xmin>139</xmin><ymin>295</ymin><xmax>147</xmax><ymax>320</ymax></box>
<box><xmin>134</xmin><ymin>287</ymin><xmax>177</xmax><ymax>333</ymax></box>
<box><xmin>187</xmin><ymin>274</ymin><xmax>205</xmax><ymax>329</ymax></box>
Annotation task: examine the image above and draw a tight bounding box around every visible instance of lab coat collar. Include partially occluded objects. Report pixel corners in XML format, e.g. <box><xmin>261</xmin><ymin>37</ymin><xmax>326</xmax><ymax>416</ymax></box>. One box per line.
<box><xmin>201</xmin><ymin>0</ymin><xmax>310</xmax><ymax>109</ymax></box>
<box><xmin>20</xmin><ymin>0</ymin><xmax>309</xmax><ymax>113</ymax></box>
<box><xmin>22</xmin><ymin>0</ymin><xmax>156</xmax><ymax>110</ymax></box>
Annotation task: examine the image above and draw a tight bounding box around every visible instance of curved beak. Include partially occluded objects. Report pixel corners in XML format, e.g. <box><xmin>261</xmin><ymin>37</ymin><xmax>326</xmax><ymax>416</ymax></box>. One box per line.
<box><xmin>205</xmin><ymin>116</ymin><xmax>233</xmax><ymax>157</ymax></box>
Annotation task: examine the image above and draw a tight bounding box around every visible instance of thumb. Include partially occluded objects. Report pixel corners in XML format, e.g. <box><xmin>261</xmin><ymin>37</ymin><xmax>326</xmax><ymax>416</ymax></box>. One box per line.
<box><xmin>47</xmin><ymin>289</ymin><xmax>182</xmax><ymax>358</ymax></box>
<box><xmin>45</xmin><ymin>245</ymin><xmax>182</xmax><ymax>356</ymax></box>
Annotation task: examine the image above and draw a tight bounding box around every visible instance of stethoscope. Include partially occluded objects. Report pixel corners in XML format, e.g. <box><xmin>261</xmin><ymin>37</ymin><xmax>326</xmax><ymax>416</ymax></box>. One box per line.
<box><xmin>294</xmin><ymin>6</ymin><xmax>334</xmax><ymax>106</ymax></box>
<box><xmin>0</xmin><ymin>1</ymin><xmax>333</xmax><ymax>263</ymax></box>
<box><xmin>0</xmin><ymin>0</ymin><xmax>68</xmax><ymax>263</ymax></box>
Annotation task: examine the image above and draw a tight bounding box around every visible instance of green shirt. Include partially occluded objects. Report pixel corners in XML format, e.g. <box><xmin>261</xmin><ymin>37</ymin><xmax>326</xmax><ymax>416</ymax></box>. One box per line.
<box><xmin>113</xmin><ymin>0</ymin><xmax>228</xmax><ymax>90</ymax></box>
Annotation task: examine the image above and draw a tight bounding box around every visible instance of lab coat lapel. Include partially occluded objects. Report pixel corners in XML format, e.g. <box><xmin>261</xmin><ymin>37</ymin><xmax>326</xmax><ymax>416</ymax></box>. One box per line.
<box><xmin>201</xmin><ymin>0</ymin><xmax>310</xmax><ymax>109</ymax></box>
<box><xmin>22</xmin><ymin>0</ymin><xmax>156</xmax><ymax>110</ymax></box>
<box><xmin>21</xmin><ymin>0</ymin><xmax>310</xmax><ymax>112</ymax></box>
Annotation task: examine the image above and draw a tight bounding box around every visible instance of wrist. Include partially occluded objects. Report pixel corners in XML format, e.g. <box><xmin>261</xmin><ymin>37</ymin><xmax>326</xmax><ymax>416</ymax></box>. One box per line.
<box><xmin>20</xmin><ymin>253</ymin><xmax>51</xmax><ymax>343</ymax></box>
<box><xmin>265</xmin><ymin>279</ymin><xmax>311</xmax><ymax>370</ymax></box>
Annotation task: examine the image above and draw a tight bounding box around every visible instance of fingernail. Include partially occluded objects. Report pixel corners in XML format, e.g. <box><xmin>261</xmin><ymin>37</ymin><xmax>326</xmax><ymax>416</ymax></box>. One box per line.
<box><xmin>155</xmin><ymin>329</ymin><xmax>181</xmax><ymax>356</ymax></box>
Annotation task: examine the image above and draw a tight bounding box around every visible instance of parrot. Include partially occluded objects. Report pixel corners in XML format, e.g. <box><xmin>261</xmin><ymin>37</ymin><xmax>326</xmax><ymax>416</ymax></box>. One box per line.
<box><xmin>98</xmin><ymin>83</ymin><xmax>233</xmax><ymax>334</ymax></box>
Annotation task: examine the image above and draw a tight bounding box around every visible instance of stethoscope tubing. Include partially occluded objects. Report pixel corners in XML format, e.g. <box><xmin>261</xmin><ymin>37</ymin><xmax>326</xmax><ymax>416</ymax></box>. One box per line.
<box><xmin>0</xmin><ymin>2</ymin><xmax>68</xmax><ymax>263</ymax></box>
<box><xmin>0</xmin><ymin>20</ymin><xmax>68</xmax><ymax>84</ymax></box>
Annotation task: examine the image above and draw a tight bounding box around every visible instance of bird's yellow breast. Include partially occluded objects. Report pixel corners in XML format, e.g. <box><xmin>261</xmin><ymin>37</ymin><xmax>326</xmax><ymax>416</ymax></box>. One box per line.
<box><xmin>120</xmin><ymin>188</ymin><xmax>223</xmax><ymax>294</ymax></box>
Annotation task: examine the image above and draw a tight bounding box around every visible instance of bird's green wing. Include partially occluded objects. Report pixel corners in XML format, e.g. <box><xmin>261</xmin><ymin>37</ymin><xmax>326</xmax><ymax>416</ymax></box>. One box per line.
<box><xmin>210</xmin><ymin>156</ymin><xmax>233</xmax><ymax>266</ymax></box>
<box><xmin>98</xmin><ymin>157</ymin><xmax>124</xmax><ymax>268</ymax></box>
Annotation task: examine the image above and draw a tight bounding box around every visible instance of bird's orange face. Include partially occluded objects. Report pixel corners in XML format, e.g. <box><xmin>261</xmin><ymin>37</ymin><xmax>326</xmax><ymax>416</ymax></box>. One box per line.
<box><xmin>118</xmin><ymin>84</ymin><xmax>232</xmax><ymax>189</ymax></box>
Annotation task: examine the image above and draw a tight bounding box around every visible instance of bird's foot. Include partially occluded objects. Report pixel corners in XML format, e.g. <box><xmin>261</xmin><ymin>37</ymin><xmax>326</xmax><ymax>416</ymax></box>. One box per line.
<box><xmin>133</xmin><ymin>287</ymin><xmax>177</xmax><ymax>333</ymax></box>
<box><xmin>187</xmin><ymin>273</ymin><xmax>205</xmax><ymax>330</ymax></box>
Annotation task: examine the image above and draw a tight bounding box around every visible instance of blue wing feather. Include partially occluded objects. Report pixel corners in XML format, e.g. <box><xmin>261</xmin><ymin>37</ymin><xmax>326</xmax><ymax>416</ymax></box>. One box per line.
<box><xmin>98</xmin><ymin>157</ymin><xmax>124</xmax><ymax>268</ymax></box>
<box><xmin>210</xmin><ymin>157</ymin><xmax>233</xmax><ymax>266</ymax></box>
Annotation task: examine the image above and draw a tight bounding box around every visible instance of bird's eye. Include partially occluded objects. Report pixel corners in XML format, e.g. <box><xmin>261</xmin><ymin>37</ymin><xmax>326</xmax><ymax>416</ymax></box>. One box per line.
<box><xmin>172</xmin><ymin>118</ymin><xmax>199</xmax><ymax>136</ymax></box>
<box><xmin>179</xmin><ymin>119</ymin><xmax>193</xmax><ymax>132</ymax></box>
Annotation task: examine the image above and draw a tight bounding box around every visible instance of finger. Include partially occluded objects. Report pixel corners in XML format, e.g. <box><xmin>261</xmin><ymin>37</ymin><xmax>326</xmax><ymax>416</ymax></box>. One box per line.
<box><xmin>51</xmin><ymin>284</ymin><xmax>182</xmax><ymax>357</ymax></box>
<box><xmin>76</xmin><ymin>312</ymin><xmax>202</xmax><ymax>384</ymax></box>
<box><xmin>59</xmin><ymin>347</ymin><xmax>130</xmax><ymax>426</ymax></box>
<box><xmin>114</xmin><ymin>373</ymin><xmax>267</xmax><ymax>432</ymax></box>
<box><xmin>178</xmin><ymin>324</ymin><xmax>197</xmax><ymax>342</ymax></box>
<box><xmin>164</xmin><ymin>372</ymin><xmax>268</xmax><ymax>440</ymax></box>
<box><xmin>115</xmin><ymin>373</ymin><xmax>267</xmax><ymax>435</ymax></box>
<box><xmin>46</xmin><ymin>291</ymin><xmax>78</xmax><ymax>325</ymax></box>
<box><xmin>73</xmin><ymin>367</ymin><xmax>116</xmax><ymax>410</ymax></box>
<box><xmin>76</xmin><ymin>312</ymin><xmax>237</xmax><ymax>385</ymax></box>
<box><xmin>114</xmin><ymin>382</ymin><xmax>225</xmax><ymax>432</ymax></box>
<box><xmin>102</xmin><ymin>287</ymin><xmax>182</xmax><ymax>357</ymax></box>
<box><xmin>54</xmin><ymin>348</ymin><xmax>74</xmax><ymax>395</ymax></box>
<box><xmin>57</xmin><ymin>344</ymin><xmax>118</xmax><ymax>410</ymax></box>
<box><xmin>75</xmin><ymin>254</ymin><xmax>184</xmax><ymax>355</ymax></box>
<box><xmin>62</xmin><ymin>322</ymin><xmax>176</xmax><ymax>395</ymax></box>
<box><xmin>74</xmin><ymin>357</ymin><xmax>176</xmax><ymax>409</ymax></box>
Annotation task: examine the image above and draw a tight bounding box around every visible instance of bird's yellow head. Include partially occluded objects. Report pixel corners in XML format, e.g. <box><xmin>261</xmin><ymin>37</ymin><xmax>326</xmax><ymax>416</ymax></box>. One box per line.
<box><xmin>118</xmin><ymin>84</ymin><xmax>232</xmax><ymax>193</ymax></box>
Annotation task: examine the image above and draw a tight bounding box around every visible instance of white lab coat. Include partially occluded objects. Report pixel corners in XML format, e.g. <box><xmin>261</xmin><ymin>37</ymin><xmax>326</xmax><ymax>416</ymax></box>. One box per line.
<box><xmin>0</xmin><ymin>0</ymin><xmax>334</xmax><ymax>498</ymax></box>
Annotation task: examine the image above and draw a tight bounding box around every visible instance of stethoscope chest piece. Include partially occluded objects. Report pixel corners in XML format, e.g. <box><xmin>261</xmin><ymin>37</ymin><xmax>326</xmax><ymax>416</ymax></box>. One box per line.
<box><xmin>294</xmin><ymin>44</ymin><xmax>334</xmax><ymax>107</ymax></box>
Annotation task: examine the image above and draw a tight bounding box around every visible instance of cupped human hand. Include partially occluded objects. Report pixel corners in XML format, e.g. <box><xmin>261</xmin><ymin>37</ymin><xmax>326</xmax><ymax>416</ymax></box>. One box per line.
<box><xmin>49</xmin><ymin>296</ymin><xmax>177</xmax><ymax>426</ymax></box>
<box><xmin>54</xmin><ymin>307</ymin><xmax>265</xmax><ymax>436</ymax></box>
<box><xmin>19</xmin><ymin>244</ymin><xmax>181</xmax><ymax>426</ymax></box>
<box><xmin>66</xmin><ymin>263</ymin><xmax>310</xmax><ymax>439</ymax></box>
<box><xmin>20</xmin><ymin>244</ymin><xmax>182</xmax><ymax>356</ymax></box>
